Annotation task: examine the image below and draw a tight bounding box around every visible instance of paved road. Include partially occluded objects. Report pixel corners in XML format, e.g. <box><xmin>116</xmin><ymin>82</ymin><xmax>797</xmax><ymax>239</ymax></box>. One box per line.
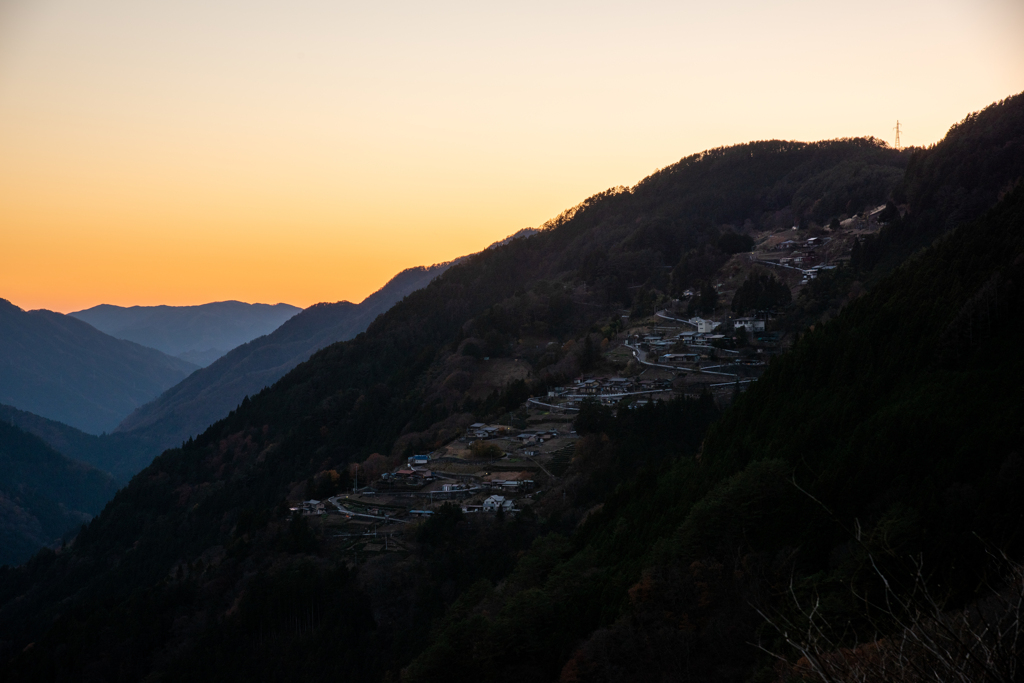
<box><xmin>624</xmin><ymin>342</ymin><xmax>739</xmax><ymax>377</ymax></box>
<box><xmin>623</xmin><ymin>342</ymin><xmax>686</xmax><ymax>370</ymax></box>
<box><xmin>328</xmin><ymin>496</ymin><xmax>410</xmax><ymax>523</ymax></box>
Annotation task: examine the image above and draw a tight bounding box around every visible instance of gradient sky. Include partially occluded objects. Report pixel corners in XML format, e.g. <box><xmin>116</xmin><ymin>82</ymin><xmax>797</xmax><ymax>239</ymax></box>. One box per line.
<box><xmin>2</xmin><ymin>0</ymin><xmax>1022</xmax><ymax>313</ymax></box>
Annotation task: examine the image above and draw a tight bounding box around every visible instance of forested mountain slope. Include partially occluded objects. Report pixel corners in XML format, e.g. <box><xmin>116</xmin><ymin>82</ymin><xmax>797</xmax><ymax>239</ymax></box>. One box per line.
<box><xmin>0</xmin><ymin>301</ymin><xmax>197</xmax><ymax>434</ymax></box>
<box><xmin>112</xmin><ymin>262</ymin><xmax>457</xmax><ymax>459</ymax></box>
<box><xmin>70</xmin><ymin>301</ymin><xmax>301</xmax><ymax>367</ymax></box>
<box><xmin>853</xmin><ymin>92</ymin><xmax>1024</xmax><ymax>274</ymax></box>
<box><xmin>0</xmin><ymin>404</ymin><xmax>148</xmax><ymax>482</ymax></box>
<box><xmin>1</xmin><ymin>93</ymin><xmax>1021</xmax><ymax>682</ymax></box>
<box><xmin>0</xmin><ymin>422</ymin><xmax>120</xmax><ymax>567</ymax></box>
<box><xmin>402</xmin><ymin>178</ymin><xmax>1024</xmax><ymax>683</ymax></box>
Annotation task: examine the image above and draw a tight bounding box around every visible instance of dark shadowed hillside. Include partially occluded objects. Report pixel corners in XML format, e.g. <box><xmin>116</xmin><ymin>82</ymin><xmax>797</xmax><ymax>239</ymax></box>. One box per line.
<box><xmin>113</xmin><ymin>262</ymin><xmax>456</xmax><ymax>455</ymax></box>
<box><xmin>1</xmin><ymin>93</ymin><xmax>1021</xmax><ymax>683</ymax></box>
<box><xmin>0</xmin><ymin>421</ymin><xmax>120</xmax><ymax>567</ymax></box>
<box><xmin>69</xmin><ymin>301</ymin><xmax>302</xmax><ymax>367</ymax></box>
<box><xmin>0</xmin><ymin>301</ymin><xmax>197</xmax><ymax>434</ymax></box>
<box><xmin>401</xmin><ymin>172</ymin><xmax>1024</xmax><ymax>683</ymax></box>
<box><xmin>853</xmin><ymin>92</ymin><xmax>1024</xmax><ymax>275</ymax></box>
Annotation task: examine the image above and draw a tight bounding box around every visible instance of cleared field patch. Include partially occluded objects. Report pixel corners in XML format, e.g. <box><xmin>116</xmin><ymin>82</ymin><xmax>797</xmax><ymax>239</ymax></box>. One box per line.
<box><xmin>466</xmin><ymin>358</ymin><xmax>533</xmax><ymax>399</ymax></box>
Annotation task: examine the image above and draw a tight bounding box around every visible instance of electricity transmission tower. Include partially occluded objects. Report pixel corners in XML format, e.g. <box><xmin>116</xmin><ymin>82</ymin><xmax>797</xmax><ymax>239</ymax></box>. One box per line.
<box><xmin>893</xmin><ymin>120</ymin><xmax>902</xmax><ymax>150</ymax></box>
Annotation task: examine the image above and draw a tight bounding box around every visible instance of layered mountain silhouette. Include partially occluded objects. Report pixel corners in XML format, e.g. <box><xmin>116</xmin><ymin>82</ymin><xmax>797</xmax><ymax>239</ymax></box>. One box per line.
<box><xmin>114</xmin><ymin>262</ymin><xmax>456</xmax><ymax>453</ymax></box>
<box><xmin>69</xmin><ymin>301</ymin><xmax>301</xmax><ymax>367</ymax></box>
<box><xmin>0</xmin><ymin>420</ymin><xmax>120</xmax><ymax>566</ymax></box>
<box><xmin>0</xmin><ymin>300</ymin><xmax>197</xmax><ymax>434</ymax></box>
<box><xmin>0</xmin><ymin>254</ymin><xmax>488</xmax><ymax>565</ymax></box>
<box><xmin>0</xmin><ymin>403</ymin><xmax>147</xmax><ymax>482</ymax></box>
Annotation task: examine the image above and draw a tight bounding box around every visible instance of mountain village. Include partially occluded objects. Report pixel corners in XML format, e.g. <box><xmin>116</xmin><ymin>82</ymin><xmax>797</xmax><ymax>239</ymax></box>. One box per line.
<box><xmin>285</xmin><ymin>204</ymin><xmax>901</xmax><ymax>558</ymax></box>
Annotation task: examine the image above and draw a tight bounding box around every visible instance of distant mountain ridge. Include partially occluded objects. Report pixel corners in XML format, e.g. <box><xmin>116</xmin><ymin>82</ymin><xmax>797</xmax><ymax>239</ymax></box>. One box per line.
<box><xmin>0</xmin><ymin>300</ymin><xmax>198</xmax><ymax>434</ymax></box>
<box><xmin>114</xmin><ymin>262</ymin><xmax>456</xmax><ymax>452</ymax></box>
<box><xmin>70</xmin><ymin>301</ymin><xmax>301</xmax><ymax>367</ymax></box>
<box><xmin>0</xmin><ymin>259</ymin><xmax>457</xmax><ymax>565</ymax></box>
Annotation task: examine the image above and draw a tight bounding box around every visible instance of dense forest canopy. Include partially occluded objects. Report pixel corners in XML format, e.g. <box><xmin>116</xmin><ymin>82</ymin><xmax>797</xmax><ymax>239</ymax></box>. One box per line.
<box><xmin>731</xmin><ymin>271</ymin><xmax>791</xmax><ymax>314</ymax></box>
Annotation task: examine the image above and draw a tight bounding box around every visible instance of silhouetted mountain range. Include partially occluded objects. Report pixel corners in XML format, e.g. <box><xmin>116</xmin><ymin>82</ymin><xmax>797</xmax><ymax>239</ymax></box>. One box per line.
<box><xmin>0</xmin><ymin>300</ymin><xmax>197</xmax><ymax>435</ymax></box>
<box><xmin>0</xmin><ymin>262</ymin><xmax>457</xmax><ymax>564</ymax></box>
<box><xmin>114</xmin><ymin>262</ymin><xmax>456</xmax><ymax>454</ymax></box>
<box><xmin>0</xmin><ymin>260</ymin><xmax>458</xmax><ymax>490</ymax></box>
<box><xmin>70</xmin><ymin>301</ymin><xmax>301</xmax><ymax>367</ymax></box>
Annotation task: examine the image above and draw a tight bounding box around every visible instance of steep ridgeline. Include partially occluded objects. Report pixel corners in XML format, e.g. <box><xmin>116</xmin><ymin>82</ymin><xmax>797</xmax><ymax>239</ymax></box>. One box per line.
<box><xmin>69</xmin><ymin>301</ymin><xmax>302</xmax><ymax>367</ymax></box>
<box><xmin>1</xmin><ymin>93</ymin><xmax>1022</xmax><ymax>681</ymax></box>
<box><xmin>853</xmin><ymin>92</ymin><xmax>1024</xmax><ymax>275</ymax></box>
<box><xmin>113</xmin><ymin>262</ymin><xmax>456</xmax><ymax>457</ymax></box>
<box><xmin>0</xmin><ymin>421</ymin><xmax>120</xmax><ymax>567</ymax></box>
<box><xmin>0</xmin><ymin>301</ymin><xmax>197</xmax><ymax>435</ymax></box>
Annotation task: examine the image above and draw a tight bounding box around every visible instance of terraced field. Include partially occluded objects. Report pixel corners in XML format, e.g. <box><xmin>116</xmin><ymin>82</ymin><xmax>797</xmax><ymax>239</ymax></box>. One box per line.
<box><xmin>546</xmin><ymin>442</ymin><xmax>576</xmax><ymax>477</ymax></box>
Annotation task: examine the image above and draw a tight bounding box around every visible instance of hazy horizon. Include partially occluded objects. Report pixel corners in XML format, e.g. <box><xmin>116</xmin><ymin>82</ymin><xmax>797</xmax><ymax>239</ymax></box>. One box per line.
<box><xmin>2</xmin><ymin>0</ymin><xmax>1022</xmax><ymax>313</ymax></box>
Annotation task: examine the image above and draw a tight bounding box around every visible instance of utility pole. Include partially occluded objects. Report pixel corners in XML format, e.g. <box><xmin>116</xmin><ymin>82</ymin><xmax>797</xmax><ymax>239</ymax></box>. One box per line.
<box><xmin>893</xmin><ymin>120</ymin><xmax>902</xmax><ymax>150</ymax></box>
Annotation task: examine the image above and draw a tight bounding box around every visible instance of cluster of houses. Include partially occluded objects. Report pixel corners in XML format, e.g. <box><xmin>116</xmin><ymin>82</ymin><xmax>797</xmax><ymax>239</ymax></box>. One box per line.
<box><xmin>639</xmin><ymin>316</ymin><xmax>767</xmax><ymax>351</ymax></box>
<box><xmin>483</xmin><ymin>495</ymin><xmax>516</xmax><ymax>512</ymax></box>
<box><xmin>292</xmin><ymin>443</ymin><xmax>534</xmax><ymax>522</ymax></box>
<box><xmin>758</xmin><ymin>236</ymin><xmax>845</xmax><ymax>284</ymax></box>
<box><xmin>510</xmin><ymin>429</ymin><xmax>559</xmax><ymax>445</ymax></box>
<box><xmin>565</xmin><ymin>376</ymin><xmax>635</xmax><ymax>394</ymax></box>
<box><xmin>628</xmin><ymin>321</ymin><xmax>772</xmax><ymax>370</ymax></box>
<box><xmin>798</xmin><ymin>263</ymin><xmax>838</xmax><ymax>285</ymax></box>
<box><xmin>466</xmin><ymin>422</ymin><xmax>561</xmax><ymax>446</ymax></box>
<box><xmin>773</xmin><ymin>236</ymin><xmax>827</xmax><ymax>252</ymax></box>
<box><xmin>482</xmin><ymin>471</ymin><xmax>535</xmax><ymax>492</ymax></box>
<box><xmin>291</xmin><ymin>499</ymin><xmax>327</xmax><ymax>516</ymax></box>
<box><xmin>377</xmin><ymin>466</ymin><xmax>434</xmax><ymax>490</ymax></box>
<box><xmin>733</xmin><ymin>317</ymin><xmax>766</xmax><ymax>332</ymax></box>
<box><xmin>634</xmin><ymin>328</ymin><xmax>730</xmax><ymax>354</ymax></box>
<box><xmin>467</xmin><ymin>422</ymin><xmax>504</xmax><ymax>439</ymax></box>
<box><xmin>549</xmin><ymin>376</ymin><xmax>670</xmax><ymax>397</ymax></box>
<box><xmin>685</xmin><ymin>316</ymin><xmax>765</xmax><ymax>334</ymax></box>
<box><xmin>463</xmin><ymin>495</ymin><xmax>517</xmax><ymax>514</ymax></box>
<box><xmin>542</xmin><ymin>376</ymin><xmax>672</xmax><ymax>407</ymax></box>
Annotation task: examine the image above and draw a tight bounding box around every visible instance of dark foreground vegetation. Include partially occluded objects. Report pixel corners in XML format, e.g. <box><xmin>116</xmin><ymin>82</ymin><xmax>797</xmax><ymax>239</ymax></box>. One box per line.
<box><xmin>1</xmin><ymin>91</ymin><xmax>1023</xmax><ymax>683</ymax></box>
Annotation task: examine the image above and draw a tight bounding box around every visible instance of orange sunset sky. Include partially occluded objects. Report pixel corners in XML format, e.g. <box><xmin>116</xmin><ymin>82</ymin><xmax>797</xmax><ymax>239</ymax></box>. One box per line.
<box><xmin>2</xmin><ymin>0</ymin><xmax>1022</xmax><ymax>313</ymax></box>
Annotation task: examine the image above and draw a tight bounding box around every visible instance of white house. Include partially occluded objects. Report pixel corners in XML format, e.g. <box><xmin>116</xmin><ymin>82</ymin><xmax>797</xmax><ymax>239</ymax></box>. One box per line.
<box><xmin>692</xmin><ymin>318</ymin><xmax>721</xmax><ymax>334</ymax></box>
<box><xmin>733</xmin><ymin>317</ymin><xmax>766</xmax><ymax>332</ymax></box>
<box><xmin>482</xmin><ymin>495</ymin><xmax>515</xmax><ymax>512</ymax></box>
<box><xmin>301</xmin><ymin>499</ymin><xmax>326</xmax><ymax>515</ymax></box>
